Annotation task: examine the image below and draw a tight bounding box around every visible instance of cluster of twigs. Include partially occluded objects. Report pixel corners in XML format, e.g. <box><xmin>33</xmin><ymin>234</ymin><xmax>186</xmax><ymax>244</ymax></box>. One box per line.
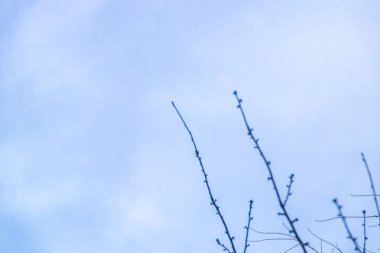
<box><xmin>172</xmin><ymin>91</ymin><xmax>379</xmax><ymax>253</ymax></box>
<box><xmin>322</xmin><ymin>152</ymin><xmax>380</xmax><ymax>253</ymax></box>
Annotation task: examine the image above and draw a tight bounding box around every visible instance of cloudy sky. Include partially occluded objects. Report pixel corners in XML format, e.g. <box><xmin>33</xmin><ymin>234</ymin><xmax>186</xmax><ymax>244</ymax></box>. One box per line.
<box><xmin>0</xmin><ymin>0</ymin><xmax>379</xmax><ymax>252</ymax></box>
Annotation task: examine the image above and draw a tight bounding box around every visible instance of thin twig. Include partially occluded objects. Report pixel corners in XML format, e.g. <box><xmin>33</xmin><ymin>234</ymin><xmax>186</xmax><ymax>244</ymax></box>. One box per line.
<box><xmin>243</xmin><ymin>200</ymin><xmax>254</xmax><ymax>253</ymax></box>
<box><xmin>233</xmin><ymin>91</ymin><xmax>308</xmax><ymax>253</ymax></box>
<box><xmin>217</xmin><ymin>239</ymin><xmax>232</xmax><ymax>253</ymax></box>
<box><xmin>351</xmin><ymin>194</ymin><xmax>380</xmax><ymax>197</ymax></box>
<box><xmin>359</xmin><ymin>246</ymin><xmax>376</xmax><ymax>253</ymax></box>
<box><xmin>316</xmin><ymin>215</ymin><xmax>379</xmax><ymax>222</ymax></box>
<box><xmin>284</xmin><ymin>174</ymin><xmax>295</xmax><ymax>206</ymax></box>
<box><xmin>250</xmin><ymin>237</ymin><xmax>318</xmax><ymax>253</ymax></box>
<box><xmin>250</xmin><ymin>238</ymin><xmax>296</xmax><ymax>243</ymax></box>
<box><xmin>251</xmin><ymin>228</ymin><xmax>318</xmax><ymax>253</ymax></box>
<box><xmin>363</xmin><ymin>210</ymin><xmax>367</xmax><ymax>253</ymax></box>
<box><xmin>172</xmin><ymin>102</ymin><xmax>237</xmax><ymax>253</ymax></box>
<box><xmin>284</xmin><ymin>244</ymin><xmax>301</xmax><ymax>253</ymax></box>
<box><xmin>320</xmin><ymin>238</ymin><xmax>323</xmax><ymax>253</ymax></box>
<box><xmin>361</xmin><ymin>153</ymin><xmax>380</xmax><ymax>229</ymax></box>
<box><xmin>307</xmin><ymin>228</ymin><xmax>343</xmax><ymax>253</ymax></box>
<box><xmin>333</xmin><ymin>198</ymin><xmax>362</xmax><ymax>253</ymax></box>
<box><xmin>251</xmin><ymin>228</ymin><xmax>295</xmax><ymax>238</ymax></box>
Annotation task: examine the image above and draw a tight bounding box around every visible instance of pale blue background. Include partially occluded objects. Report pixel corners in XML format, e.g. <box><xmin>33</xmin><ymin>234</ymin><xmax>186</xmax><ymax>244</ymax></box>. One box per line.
<box><xmin>0</xmin><ymin>1</ymin><xmax>379</xmax><ymax>252</ymax></box>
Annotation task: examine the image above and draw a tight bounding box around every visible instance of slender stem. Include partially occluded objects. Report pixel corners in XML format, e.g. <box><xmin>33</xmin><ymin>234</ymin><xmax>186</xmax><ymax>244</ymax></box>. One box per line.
<box><xmin>351</xmin><ymin>194</ymin><xmax>380</xmax><ymax>197</ymax></box>
<box><xmin>284</xmin><ymin>174</ymin><xmax>295</xmax><ymax>207</ymax></box>
<box><xmin>333</xmin><ymin>199</ymin><xmax>362</xmax><ymax>253</ymax></box>
<box><xmin>320</xmin><ymin>238</ymin><xmax>323</xmax><ymax>253</ymax></box>
<box><xmin>316</xmin><ymin>215</ymin><xmax>379</xmax><ymax>222</ymax></box>
<box><xmin>217</xmin><ymin>239</ymin><xmax>232</xmax><ymax>253</ymax></box>
<box><xmin>307</xmin><ymin>228</ymin><xmax>343</xmax><ymax>253</ymax></box>
<box><xmin>251</xmin><ymin>228</ymin><xmax>295</xmax><ymax>238</ymax></box>
<box><xmin>233</xmin><ymin>91</ymin><xmax>307</xmax><ymax>253</ymax></box>
<box><xmin>243</xmin><ymin>200</ymin><xmax>254</xmax><ymax>253</ymax></box>
<box><xmin>172</xmin><ymin>102</ymin><xmax>237</xmax><ymax>253</ymax></box>
<box><xmin>284</xmin><ymin>244</ymin><xmax>300</xmax><ymax>253</ymax></box>
<box><xmin>250</xmin><ymin>238</ymin><xmax>295</xmax><ymax>242</ymax></box>
<box><xmin>361</xmin><ymin>153</ymin><xmax>380</xmax><ymax>229</ymax></box>
<box><xmin>363</xmin><ymin>210</ymin><xmax>367</xmax><ymax>253</ymax></box>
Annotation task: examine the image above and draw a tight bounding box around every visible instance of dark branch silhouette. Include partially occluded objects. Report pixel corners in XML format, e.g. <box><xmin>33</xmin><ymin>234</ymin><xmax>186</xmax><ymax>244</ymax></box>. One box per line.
<box><xmin>233</xmin><ymin>90</ymin><xmax>308</xmax><ymax>253</ymax></box>
<box><xmin>363</xmin><ymin>210</ymin><xmax>368</xmax><ymax>253</ymax></box>
<box><xmin>172</xmin><ymin>92</ymin><xmax>379</xmax><ymax>253</ymax></box>
<box><xmin>284</xmin><ymin>174</ymin><xmax>295</xmax><ymax>207</ymax></box>
<box><xmin>243</xmin><ymin>200</ymin><xmax>254</xmax><ymax>253</ymax></box>
<box><xmin>333</xmin><ymin>198</ymin><xmax>362</xmax><ymax>253</ymax></box>
<box><xmin>172</xmin><ymin>101</ymin><xmax>237</xmax><ymax>253</ymax></box>
<box><xmin>217</xmin><ymin>239</ymin><xmax>233</xmax><ymax>253</ymax></box>
<box><xmin>361</xmin><ymin>153</ymin><xmax>380</xmax><ymax>229</ymax></box>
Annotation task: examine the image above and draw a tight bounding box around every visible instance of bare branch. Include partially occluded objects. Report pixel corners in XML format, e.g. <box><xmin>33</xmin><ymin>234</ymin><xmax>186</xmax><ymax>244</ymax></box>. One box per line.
<box><xmin>250</xmin><ymin>238</ymin><xmax>296</xmax><ymax>243</ymax></box>
<box><xmin>333</xmin><ymin>198</ymin><xmax>362</xmax><ymax>253</ymax></box>
<box><xmin>233</xmin><ymin>90</ymin><xmax>308</xmax><ymax>253</ymax></box>
<box><xmin>320</xmin><ymin>238</ymin><xmax>323</xmax><ymax>253</ymax></box>
<box><xmin>316</xmin><ymin>215</ymin><xmax>379</xmax><ymax>222</ymax></box>
<box><xmin>250</xmin><ymin>231</ymin><xmax>318</xmax><ymax>253</ymax></box>
<box><xmin>243</xmin><ymin>200</ymin><xmax>254</xmax><ymax>253</ymax></box>
<box><xmin>307</xmin><ymin>228</ymin><xmax>343</xmax><ymax>253</ymax></box>
<box><xmin>284</xmin><ymin>244</ymin><xmax>301</xmax><ymax>253</ymax></box>
<box><xmin>351</xmin><ymin>194</ymin><xmax>380</xmax><ymax>197</ymax></box>
<box><xmin>217</xmin><ymin>239</ymin><xmax>232</xmax><ymax>253</ymax></box>
<box><xmin>172</xmin><ymin>102</ymin><xmax>237</xmax><ymax>253</ymax></box>
<box><xmin>284</xmin><ymin>174</ymin><xmax>295</xmax><ymax>207</ymax></box>
<box><xmin>363</xmin><ymin>210</ymin><xmax>368</xmax><ymax>253</ymax></box>
<box><xmin>251</xmin><ymin>227</ymin><xmax>295</xmax><ymax>238</ymax></box>
<box><xmin>361</xmin><ymin>153</ymin><xmax>380</xmax><ymax>229</ymax></box>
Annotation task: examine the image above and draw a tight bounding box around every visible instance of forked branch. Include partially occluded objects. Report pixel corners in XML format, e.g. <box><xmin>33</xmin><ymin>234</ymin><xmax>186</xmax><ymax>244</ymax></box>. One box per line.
<box><xmin>233</xmin><ymin>91</ymin><xmax>308</xmax><ymax>253</ymax></box>
<box><xmin>307</xmin><ymin>228</ymin><xmax>343</xmax><ymax>253</ymax></box>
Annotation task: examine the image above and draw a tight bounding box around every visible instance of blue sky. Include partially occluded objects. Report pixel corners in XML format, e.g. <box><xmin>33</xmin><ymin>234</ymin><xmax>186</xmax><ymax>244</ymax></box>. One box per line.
<box><xmin>0</xmin><ymin>0</ymin><xmax>379</xmax><ymax>252</ymax></box>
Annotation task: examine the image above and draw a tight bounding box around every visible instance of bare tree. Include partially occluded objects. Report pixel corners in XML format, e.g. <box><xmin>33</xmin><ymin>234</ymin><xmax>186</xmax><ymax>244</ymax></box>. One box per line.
<box><xmin>172</xmin><ymin>91</ymin><xmax>379</xmax><ymax>253</ymax></box>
